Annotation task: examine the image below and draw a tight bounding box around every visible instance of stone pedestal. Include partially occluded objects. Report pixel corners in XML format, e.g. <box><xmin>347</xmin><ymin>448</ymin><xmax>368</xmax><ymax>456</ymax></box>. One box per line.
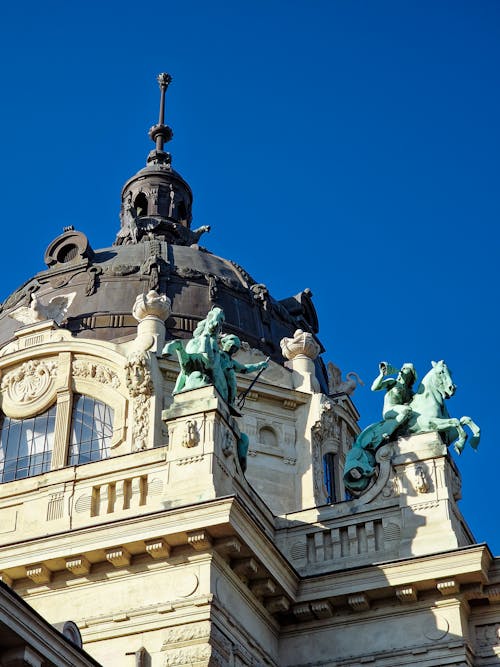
<box><xmin>162</xmin><ymin>385</ymin><xmax>244</xmax><ymax>504</ymax></box>
<box><xmin>392</xmin><ymin>432</ymin><xmax>470</xmax><ymax>557</ymax></box>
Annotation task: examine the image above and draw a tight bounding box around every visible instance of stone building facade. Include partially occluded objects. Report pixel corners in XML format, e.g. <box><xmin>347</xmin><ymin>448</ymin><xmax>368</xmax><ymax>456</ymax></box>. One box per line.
<box><xmin>0</xmin><ymin>75</ymin><xmax>498</xmax><ymax>666</ymax></box>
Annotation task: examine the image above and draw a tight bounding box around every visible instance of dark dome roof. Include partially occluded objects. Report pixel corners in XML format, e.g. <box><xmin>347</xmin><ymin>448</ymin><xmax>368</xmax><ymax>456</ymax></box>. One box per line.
<box><xmin>0</xmin><ymin>73</ymin><xmax>329</xmax><ymax>392</ymax></box>
<box><xmin>0</xmin><ymin>229</ymin><xmax>323</xmax><ymax>366</ymax></box>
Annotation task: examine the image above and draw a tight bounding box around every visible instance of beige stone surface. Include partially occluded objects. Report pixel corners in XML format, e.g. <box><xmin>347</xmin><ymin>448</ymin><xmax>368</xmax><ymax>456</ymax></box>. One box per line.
<box><xmin>0</xmin><ymin>318</ymin><xmax>498</xmax><ymax>666</ymax></box>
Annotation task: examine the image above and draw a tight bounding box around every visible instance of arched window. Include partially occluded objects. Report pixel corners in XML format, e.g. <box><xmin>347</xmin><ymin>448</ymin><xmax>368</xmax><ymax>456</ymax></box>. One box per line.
<box><xmin>68</xmin><ymin>395</ymin><xmax>113</xmax><ymax>466</ymax></box>
<box><xmin>323</xmin><ymin>452</ymin><xmax>337</xmax><ymax>504</ymax></box>
<box><xmin>134</xmin><ymin>192</ymin><xmax>148</xmax><ymax>217</ymax></box>
<box><xmin>0</xmin><ymin>405</ymin><xmax>56</xmax><ymax>482</ymax></box>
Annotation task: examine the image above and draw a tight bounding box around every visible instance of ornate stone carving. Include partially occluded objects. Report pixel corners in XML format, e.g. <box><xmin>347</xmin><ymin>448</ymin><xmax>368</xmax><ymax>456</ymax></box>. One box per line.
<box><xmin>280</xmin><ymin>328</ymin><xmax>320</xmax><ymax>361</ymax></box>
<box><xmin>414</xmin><ymin>465</ymin><xmax>429</xmax><ymax>493</ymax></box>
<box><xmin>181</xmin><ymin>420</ymin><xmax>199</xmax><ymax>448</ymax></box>
<box><xmin>327</xmin><ymin>361</ymin><xmax>364</xmax><ymax>395</ymax></box>
<box><xmin>311</xmin><ymin>400</ymin><xmax>340</xmax><ymax>502</ymax></box>
<box><xmin>2</xmin><ymin>359</ymin><xmax>57</xmax><ymax>404</ymax></box>
<box><xmin>162</xmin><ymin>645</ymin><xmax>213</xmax><ymax>667</ymax></box>
<box><xmin>132</xmin><ymin>290</ymin><xmax>171</xmax><ymax>322</ymax></box>
<box><xmin>72</xmin><ymin>360</ymin><xmax>120</xmax><ymax>388</ymax></box>
<box><xmin>103</xmin><ymin>263</ymin><xmax>139</xmax><ymax>276</ymax></box>
<box><xmin>125</xmin><ymin>351</ymin><xmax>153</xmax><ymax>451</ymax></box>
<box><xmin>9</xmin><ymin>292</ymin><xmax>76</xmax><ymax>326</ymax></box>
<box><xmin>85</xmin><ymin>266</ymin><xmax>102</xmax><ymax>296</ymax></box>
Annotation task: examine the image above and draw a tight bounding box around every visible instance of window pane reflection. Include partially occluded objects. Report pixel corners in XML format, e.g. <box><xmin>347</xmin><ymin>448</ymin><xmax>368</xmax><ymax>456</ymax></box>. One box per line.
<box><xmin>0</xmin><ymin>406</ymin><xmax>56</xmax><ymax>482</ymax></box>
<box><xmin>68</xmin><ymin>395</ymin><xmax>113</xmax><ymax>466</ymax></box>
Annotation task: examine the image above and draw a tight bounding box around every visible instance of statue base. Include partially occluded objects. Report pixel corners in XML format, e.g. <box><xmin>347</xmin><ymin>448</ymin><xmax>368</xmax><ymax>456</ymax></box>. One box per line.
<box><xmin>161</xmin><ymin>385</ymin><xmax>245</xmax><ymax>506</ymax></box>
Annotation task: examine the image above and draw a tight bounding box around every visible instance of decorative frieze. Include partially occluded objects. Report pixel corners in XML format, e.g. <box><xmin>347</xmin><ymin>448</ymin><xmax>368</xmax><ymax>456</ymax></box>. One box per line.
<box><xmin>72</xmin><ymin>359</ymin><xmax>120</xmax><ymax>388</ymax></box>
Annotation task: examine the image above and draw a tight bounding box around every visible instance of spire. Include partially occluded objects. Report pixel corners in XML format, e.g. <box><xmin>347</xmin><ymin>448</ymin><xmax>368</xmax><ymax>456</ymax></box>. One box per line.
<box><xmin>147</xmin><ymin>73</ymin><xmax>174</xmax><ymax>165</ymax></box>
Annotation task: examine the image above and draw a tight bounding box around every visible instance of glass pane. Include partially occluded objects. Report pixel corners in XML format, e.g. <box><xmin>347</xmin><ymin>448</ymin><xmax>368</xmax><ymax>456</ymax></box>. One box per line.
<box><xmin>69</xmin><ymin>395</ymin><xmax>113</xmax><ymax>466</ymax></box>
<box><xmin>0</xmin><ymin>405</ymin><xmax>56</xmax><ymax>483</ymax></box>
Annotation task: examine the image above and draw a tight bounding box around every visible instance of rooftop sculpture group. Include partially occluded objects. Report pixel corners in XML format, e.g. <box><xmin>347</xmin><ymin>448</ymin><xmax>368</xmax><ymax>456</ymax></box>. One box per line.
<box><xmin>344</xmin><ymin>360</ymin><xmax>481</xmax><ymax>494</ymax></box>
<box><xmin>162</xmin><ymin>307</ymin><xmax>268</xmax><ymax>472</ymax></box>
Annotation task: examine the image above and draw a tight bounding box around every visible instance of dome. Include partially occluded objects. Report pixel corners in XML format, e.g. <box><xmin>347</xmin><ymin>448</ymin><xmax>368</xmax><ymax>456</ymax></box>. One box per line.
<box><xmin>0</xmin><ymin>73</ymin><xmax>328</xmax><ymax>391</ymax></box>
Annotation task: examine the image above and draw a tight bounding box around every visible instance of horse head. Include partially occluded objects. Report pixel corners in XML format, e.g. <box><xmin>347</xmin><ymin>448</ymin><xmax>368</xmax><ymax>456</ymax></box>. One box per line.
<box><xmin>430</xmin><ymin>360</ymin><xmax>456</xmax><ymax>399</ymax></box>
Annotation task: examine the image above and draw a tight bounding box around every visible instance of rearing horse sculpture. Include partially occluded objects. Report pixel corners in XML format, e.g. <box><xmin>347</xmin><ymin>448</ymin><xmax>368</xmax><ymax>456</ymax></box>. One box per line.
<box><xmin>344</xmin><ymin>360</ymin><xmax>480</xmax><ymax>494</ymax></box>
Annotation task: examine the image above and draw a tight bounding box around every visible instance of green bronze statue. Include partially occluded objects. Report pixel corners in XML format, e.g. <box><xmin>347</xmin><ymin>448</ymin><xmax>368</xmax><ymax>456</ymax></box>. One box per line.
<box><xmin>219</xmin><ymin>334</ymin><xmax>268</xmax><ymax>406</ymax></box>
<box><xmin>344</xmin><ymin>360</ymin><xmax>481</xmax><ymax>494</ymax></box>
<box><xmin>162</xmin><ymin>309</ymin><xmax>269</xmax><ymax>473</ymax></box>
<box><xmin>163</xmin><ymin>307</ymin><xmax>225</xmax><ymax>394</ymax></box>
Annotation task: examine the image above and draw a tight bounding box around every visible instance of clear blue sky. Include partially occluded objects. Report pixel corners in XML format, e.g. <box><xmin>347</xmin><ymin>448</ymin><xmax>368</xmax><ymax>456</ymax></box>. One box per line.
<box><xmin>0</xmin><ymin>1</ymin><xmax>498</xmax><ymax>552</ymax></box>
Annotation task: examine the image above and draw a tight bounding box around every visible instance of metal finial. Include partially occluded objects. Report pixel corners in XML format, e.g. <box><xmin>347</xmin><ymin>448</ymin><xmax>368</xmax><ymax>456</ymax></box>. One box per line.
<box><xmin>148</xmin><ymin>72</ymin><xmax>173</xmax><ymax>161</ymax></box>
<box><xmin>156</xmin><ymin>73</ymin><xmax>172</xmax><ymax>126</ymax></box>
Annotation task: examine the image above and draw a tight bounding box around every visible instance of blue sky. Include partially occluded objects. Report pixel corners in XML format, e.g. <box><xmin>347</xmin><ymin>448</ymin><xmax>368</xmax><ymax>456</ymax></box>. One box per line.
<box><xmin>0</xmin><ymin>1</ymin><xmax>498</xmax><ymax>552</ymax></box>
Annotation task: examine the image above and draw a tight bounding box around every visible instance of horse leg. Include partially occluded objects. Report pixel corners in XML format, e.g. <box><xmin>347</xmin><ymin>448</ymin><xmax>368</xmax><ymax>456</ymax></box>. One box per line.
<box><xmin>460</xmin><ymin>416</ymin><xmax>481</xmax><ymax>450</ymax></box>
<box><xmin>426</xmin><ymin>416</ymin><xmax>467</xmax><ymax>454</ymax></box>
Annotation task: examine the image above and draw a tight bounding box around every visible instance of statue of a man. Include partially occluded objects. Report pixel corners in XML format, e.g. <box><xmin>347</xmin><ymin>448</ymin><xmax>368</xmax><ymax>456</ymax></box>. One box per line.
<box><xmin>219</xmin><ymin>334</ymin><xmax>268</xmax><ymax>406</ymax></box>
<box><xmin>371</xmin><ymin>361</ymin><xmax>417</xmax><ymax>435</ymax></box>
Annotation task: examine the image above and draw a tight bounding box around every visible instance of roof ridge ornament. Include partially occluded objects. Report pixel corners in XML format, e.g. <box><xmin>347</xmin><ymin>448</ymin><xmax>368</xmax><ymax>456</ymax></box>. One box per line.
<box><xmin>147</xmin><ymin>72</ymin><xmax>173</xmax><ymax>165</ymax></box>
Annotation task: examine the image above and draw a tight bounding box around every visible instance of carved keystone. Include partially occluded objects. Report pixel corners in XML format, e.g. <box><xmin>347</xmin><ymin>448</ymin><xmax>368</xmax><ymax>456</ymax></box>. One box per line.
<box><xmin>436</xmin><ymin>579</ymin><xmax>460</xmax><ymax>596</ymax></box>
<box><xmin>265</xmin><ymin>596</ymin><xmax>290</xmax><ymax>614</ymax></box>
<box><xmin>250</xmin><ymin>578</ymin><xmax>276</xmax><ymax>599</ymax></box>
<box><xmin>65</xmin><ymin>556</ymin><xmax>91</xmax><ymax>576</ymax></box>
<box><xmin>26</xmin><ymin>563</ymin><xmax>51</xmax><ymax>584</ymax></box>
<box><xmin>233</xmin><ymin>558</ymin><xmax>258</xmax><ymax>583</ymax></box>
<box><xmin>145</xmin><ymin>538</ymin><xmax>171</xmax><ymax>560</ymax></box>
<box><xmin>348</xmin><ymin>593</ymin><xmax>370</xmax><ymax>612</ymax></box>
<box><xmin>187</xmin><ymin>530</ymin><xmax>213</xmax><ymax>551</ymax></box>
<box><xmin>311</xmin><ymin>601</ymin><xmax>333</xmax><ymax>619</ymax></box>
<box><xmin>292</xmin><ymin>603</ymin><xmax>314</xmax><ymax>621</ymax></box>
<box><xmin>105</xmin><ymin>547</ymin><xmax>131</xmax><ymax>568</ymax></box>
<box><xmin>214</xmin><ymin>537</ymin><xmax>242</xmax><ymax>559</ymax></box>
<box><xmin>395</xmin><ymin>585</ymin><xmax>418</xmax><ymax>603</ymax></box>
<box><xmin>0</xmin><ymin>572</ymin><xmax>13</xmax><ymax>587</ymax></box>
